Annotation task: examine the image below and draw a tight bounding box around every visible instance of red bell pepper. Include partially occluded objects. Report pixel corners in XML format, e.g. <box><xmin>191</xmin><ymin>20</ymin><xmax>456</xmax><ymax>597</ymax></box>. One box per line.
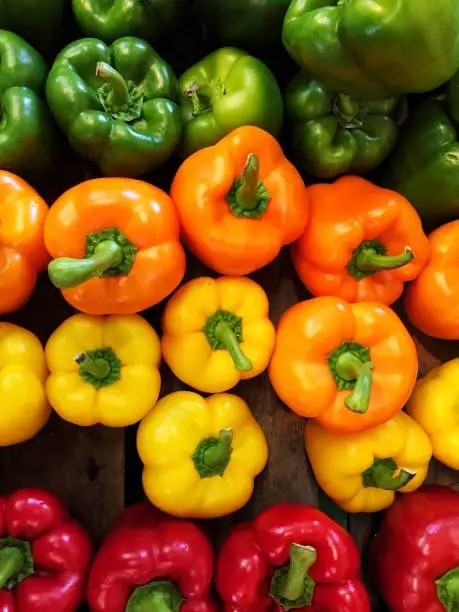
<box><xmin>0</xmin><ymin>488</ymin><xmax>92</xmax><ymax>612</ymax></box>
<box><xmin>87</xmin><ymin>501</ymin><xmax>217</xmax><ymax>612</ymax></box>
<box><xmin>372</xmin><ymin>485</ymin><xmax>459</xmax><ymax>612</ymax></box>
<box><xmin>216</xmin><ymin>503</ymin><xmax>370</xmax><ymax>611</ymax></box>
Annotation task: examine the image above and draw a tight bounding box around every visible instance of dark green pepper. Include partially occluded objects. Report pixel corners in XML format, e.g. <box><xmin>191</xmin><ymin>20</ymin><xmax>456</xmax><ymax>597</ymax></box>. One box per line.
<box><xmin>46</xmin><ymin>37</ymin><xmax>182</xmax><ymax>177</ymax></box>
<box><xmin>285</xmin><ymin>72</ymin><xmax>399</xmax><ymax>178</ymax></box>
<box><xmin>178</xmin><ymin>47</ymin><xmax>283</xmax><ymax>157</ymax></box>
<box><xmin>283</xmin><ymin>0</ymin><xmax>459</xmax><ymax>99</ymax></box>
<box><xmin>0</xmin><ymin>30</ymin><xmax>57</xmax><ymax>178</ymax></box>
<box><xmin>72</xmin><ymin>0</ymin><xmax>185</xmax><ymax>45</ymax></box>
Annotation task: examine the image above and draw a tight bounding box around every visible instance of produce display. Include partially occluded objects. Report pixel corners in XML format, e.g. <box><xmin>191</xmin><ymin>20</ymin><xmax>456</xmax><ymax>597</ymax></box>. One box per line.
<box><xmin>2</xmin><ymin>1</ymin><xmax>459</xmax><ymax>610</ymax></box>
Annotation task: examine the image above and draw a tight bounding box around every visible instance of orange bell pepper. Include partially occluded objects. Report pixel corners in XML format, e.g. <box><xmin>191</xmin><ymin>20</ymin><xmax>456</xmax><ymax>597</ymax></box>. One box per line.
<box><xmin>170</xmin><ymin>126</ymin><xmax>309</xmax><ymax>275</ymax></box>
<box><xmin>0</xmin><ymin>171</ymin><xmax>49</xmax><ymax>314</ymax></box>
<box><xmin>45</xmin><ymin>178</ymin><xmax>186</xmax><ymax>315</ymax></box>
<box><xmin>292</xmin><ymin>176</ymin><xmax>429</xmax><ymax>305</ymax></box>
<box><xmin>269</xmin><ymin>296</ymin><xmax>418</xmax><ymax>433</ymax></box>
<box><xmin>405</xmin><ymin>220</ymin><xmax>459</xmax><ymax>339</ymax></box>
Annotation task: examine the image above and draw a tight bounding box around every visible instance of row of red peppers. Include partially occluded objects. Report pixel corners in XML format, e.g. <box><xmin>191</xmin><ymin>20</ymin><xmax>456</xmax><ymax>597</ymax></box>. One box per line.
<box><xmin>1</xmin><ymin>485</ymin><xmax>457</xmax><ymax>611</ymax></box>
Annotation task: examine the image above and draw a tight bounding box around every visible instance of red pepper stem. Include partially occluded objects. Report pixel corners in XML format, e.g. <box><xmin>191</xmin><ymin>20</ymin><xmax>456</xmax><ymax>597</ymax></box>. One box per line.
<box><xmin>234</xmin><ymin>154</ymin><xmax>261</xmax><ymax>211</ymax></box>
<box><xmin>281</xmin><ymin>544</ymin><xmax>317</xmax><ymax>601</ymax></box>
<box><xmin>126</xmin><ymin>580</ymin><xmax>183</xmax><ymax>612</ymax></box>
<box><xmin>214</xmin><ymin>321</ymin><xmax>252</xmax><ymax>372</ymax></box>
<box><xmin>0</xmin><ymin>547</ymin><xmax>25</xmax><ymax>589</ymax></box>
<box><xmin>356</xmin><ymin>246</ymin><xmax>413</xmax><ymax>273</ymax></box>
<box><xmin>335</xmin><ymin>352</ymin><xmax>373</xmax><ymax>414</ymax></box>
<box><xmin>96</xmin><ymin>61</ymin><xmax>131</xmax><ymax>109</ymax></box>
<box><xmin>437</xmin><ymin>567</ymin><xmax>459</xmax><ymax>611</ymax></box>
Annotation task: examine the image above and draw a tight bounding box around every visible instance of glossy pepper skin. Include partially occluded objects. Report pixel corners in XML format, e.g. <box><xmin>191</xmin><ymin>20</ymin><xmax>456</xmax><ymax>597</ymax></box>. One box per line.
<box><xmin>406</xmin><ymin>359</ymin><xmax>459</xmax><ymax>470</ymax></box>
<box><xmin>46</xmin><ymin>37</ymin><xmax>181</xmax><ymax>177</ymax></box>
<box><xmin>72</xmin><ymin>0</ymin><xmax>185</xmax><ymax>44</ymax></box>
<box><xmin>405</xmin><ymin>220</ymin><xmax>459</xmax><ymax>339</ymax></box>
<box><xmin>46</xmin><ymin>314</ymin><xmax>161</xmax><ymax>427</ymax></box>
<box><xmin>292</xmin><ymin>176</ymin><xmax>429</xmax><ymax>305</ymax></box>
<box><xmin>45</xmin><ymin>178</ymin><xmax>186</xmax><ymax>315</ymax></box>
<box><xmin>305</xmin><ymin>412</ymin><xmax>432</xmax><ymax>513</ymax></box>
<box><xmin>171</xmin><ymin>126</ymin><xmax>308</xmax><ymax>275</ymax></box>
<box><xmin>162</xmin><ymin>276</ymin><xmax>276</xmax><ymax>393</ymax></box>
<box><xmin>372</xmin><ymin>485</ymin><xmax>459</xmax><ymax>612</ymax></box>
<box><xmin>0</xmin><ymin>324</ymin><xmax>49</xmax><ymax>447</ymax></box>
<box><xmin>282</xmin><ymin>0</ymin><xmax>459</xmax><ymax>100</ymax></box>
<box><xmin>178</xmin><ymin>48</ymin><xmax>283</xmax><ymax>157</ymax></box>
<box><xmin>0</xmin><ymin>488</ymin><xmax>92</xmax><ymax>612</ymax></box>
<box><xmin>217</xmin><ymin>503</ymin><xmax>370</xmax><ymax>611</ymax></box>
<box><xmin>286</xmin><ymin>72</ymin><xmax>399</xmax><ymax>179</ymax></box>
<box><xmin>269</xmin><ymin>296</ymin><xmax>418</xmax><ymax>434</ymax></box>
<box><xmin>0</xmin><ymin>172</ymin><xmax>49</xmax><ymax>315</ymax></box>
<box><xmin>87</xmin><ymin>501</ymin><xmax>217</xmax><ymax>612</ymax></box>
<box><xmin>138</xmin><ymin>391</ymin><xmax>268</xmax><ymax>519</ymax></box>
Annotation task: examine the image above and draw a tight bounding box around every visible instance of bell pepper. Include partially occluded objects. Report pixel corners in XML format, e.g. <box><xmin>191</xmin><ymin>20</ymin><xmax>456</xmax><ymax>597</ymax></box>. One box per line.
<box><xmin>305</xmin><ymin>412</ymin><xmax>432</xmax><ymax>514</ymax></box>
<box><xmin>269</xmin><ymin>296</ymin><xmax>418</xmax><ymax>433</ymax></box>
<box><xmin>406</xmin><ymin>359</ymin><xmax>459</xmax><ymax>470</ymax></box>
<box><xmin>46</xmin><ymin>313</ymin><xmax>161</xmax><ymax>427</ymax></box>
<box><xmin>137</xmin><ymin>391</ymin><xmax>268</xmax><ymax>519</ymax></box>
<box><xmin>162</xmin><ymin>276</ymin><xmax>276</xmax><ymax>393</ymax></box>
<box><xmin>285</xmin><ymin>72</ymin><xmax>400</xmax><ymax>179</ymax></box>
<box><xmin>0</xmin><ymin>487</ymin><xmax>92</xmax><ymax>611</ymax></box>
<box><xmin>404</xmin><ymin>220</ymin><xmax>459</xmax><ymax>339</ymax></box>
<box><xmin>45</xmin><ymin>178</ymin><xmax>186</xmax><ymax>315</ymax></box>
<box><xmin>372</xmin><ymin>485</ymin><xmax>459</xmax><ymax>612</ymax></box>
<box><xmin>0</xmin><ymin>323</ymin><xmax>49</xmax><ymax>447</ymax></box>
<box><xmin>72</xmin><ymin>0</ymin><xmax>185</xmax><ymax>44</ymax></box>
<box><xmin>386</xmin><ymin>84</ymin><xmax>459</xmax><ymax>224</ymax></box>
<box><xmin>216</xmin><ymin>503</ymin><xmax>370</xmax><ymax>611</ymax></box>
<box><xmin>197</xmin><ymin>0</ymin><xmax>290</xmax><ymax>52</ymax></box>
<box><xmin>87</xmin><ymin>500</ymin><xmax>216</xmax><ymax>612</ymax></box>
<box><xmin>46</xmin><ymin>37</ymin><xmax>181</xmax><ymax>177</ymax></box>
<box><xmin>0</xmin><ymin>172</ymin><xmax>49</xmax><ymax>315</ymax></box>
<box><xmin>282</xmin><ymin>0</ymin><xmax>459</xmax><ymax>100</ymax></box>
<box><xmin>171</xmin><ymin>126</ymin><xmax>309</xmax><ymax>275</ymax></box>
<box><xmin>177</xmin><ymin>48</ymin><xmax>283</xmax><ymax>157</ymax></box>
<box><xmin>0</xmin><ymin>32</ymin><xmax>57</xmax><ymax>178</ymax></box>
<box><xmin>292</xmin><ymin>176</ymin><xmax>429</xmax><ymax>305</ymax></box>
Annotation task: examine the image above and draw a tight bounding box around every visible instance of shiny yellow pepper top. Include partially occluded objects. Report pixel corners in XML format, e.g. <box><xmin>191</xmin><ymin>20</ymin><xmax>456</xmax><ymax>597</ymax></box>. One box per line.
<box><xmin>406</xmin><ymin>359</ymin><xmax>459</xmax><ymax>469</ymax></box>
<box><xmin>46</xmin><ymin>314</ymin><xmax>161</xmax><ymax>427</ymax></box>
<box><xmin>137</xmin><ymin>391</ymin><xmax>268</xmax><ymax>518</ymax></box>
<box><xmin>0</xmin><ymin>323</ymin><xmax>49</xmax><ymax>446</ymax></box>
<box><xmin>161</xmin><ymin>276</ymin><xmax>276</xmax><ymax>393</ymax></box>
<box><xmin>305</xmin><ymin>411</ymin><xmax>432</xmax><ymax>513</ymax></box>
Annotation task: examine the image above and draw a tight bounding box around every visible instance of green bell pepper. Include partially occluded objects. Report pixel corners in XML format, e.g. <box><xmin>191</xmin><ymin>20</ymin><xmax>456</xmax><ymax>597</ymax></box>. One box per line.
<box><xmin>197</xmin><ymin>0</ymin><xmax>290</xmax><ymax>51</ymax></box>
<box><xmin>385</xmin><ymin>80</ymin><xmax>459</xmax><ymax>225</ymax></box>
<box><xmin>178</xmin><ymin>47</ymin><xmax>283</xmax><ymax>157</ymax></box>
<box><xmin>285</xmin><ymin>71</ymin><xmax>399</xmax><ymax>178</ymax></box>
<box><xmin>46</xmin><ymin>37</ymin><xmax>182</xmax><ymax>177</ymax></box>
<box><xmin>72</xmin><ymin>0</ymin><xmax>185</xmax><ymax>45</ymax></box>
<box><xmin>282</xmin><ymin>0</ymin><xmax>459</xmax><ymax>100</ymax></box>
<box><xmin>0</xmin><ymin>30</ymin><xmax>57</xmax><ymax>178</ymax></box>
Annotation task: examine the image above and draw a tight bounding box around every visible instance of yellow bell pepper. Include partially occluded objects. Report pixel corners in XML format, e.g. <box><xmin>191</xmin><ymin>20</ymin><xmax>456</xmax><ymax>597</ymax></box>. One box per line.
<box><xmin>406</xmin><ymin>359</ymin><xmax>459</xmax><ymax>469</ymax></box>
<box><xmin>305</xmin><ymin>411</ymin><xmax>432</xmax><ymax>513</ymax></box>
<box><xmin>45</xmin><ymin>314</ymin><xmax>161</xmax><ymax>427</ymax></box>
<box><xmin>161</xmin><ymin>276</ymin><xmax>276</xmax><ymax>393</ymax></box>
<box><xmin>0</xmin><ymin>323</ymin><xmax>49</xmax><ymax>446</ymax></box>
<box><xmin>137</xmin><ymin>391</ymin><xmax>268</xmax><ymax>518</ymax></box>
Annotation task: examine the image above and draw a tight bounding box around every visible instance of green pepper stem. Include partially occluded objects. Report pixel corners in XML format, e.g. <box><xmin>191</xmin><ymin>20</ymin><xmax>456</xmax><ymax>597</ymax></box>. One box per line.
<box><xmin>75</xmin><ymin>352</ymin><xmax>111</xmax><ymax>380</ymax></box>
<box><xmin>48</xmin><ymin>240</ymin><xmax>123</xmax><ymax>289</ymax></box>
<box><xmin>335</xmin><ymin>352</ymin><xmax>373</xmax><ymax>414</ymax></box>
<box><xmin>202</xmin><ymin>429</ymin><xmax>233</xmax><ymax>469</ymax></box>
<box><xmin>233</xmin><ymin>154</ymin><xmax>261</xmax><ymax>212</ymax></box>
<box><xmin>184</xmin><ymin>82</ymin><xmax>212</xmax><ymax>116</ymax></box>
<box><xmin>0</xmin><ymin>547</ymin><xmax>25</xmax><ymax>589</ymax></box>
<box><xmin>96</xmin><ymin>61</ymin><xmax>131</xmax><ymax>109</ymax></box>
<box><xmin>126</xmin><ymin>581</ymin><xmax>182</xmax><ymax>612</ymax></box>
<box><xmin>363</xmin><ymin>458</ymin><xmax>415</xmax><ymax>490</ymax></box>
<box><xmin>214</xmin><ymin>321</ymin><xmax>252</xmax><ymax>372</ymax></box>
<box><xmin>281</xmin><ymin>545</ymin><xmax>317</xmax><ymax>602</ymax></box>
<box><xmin>355</xmin><ymin>246</ymin><xmax>413</xmax><ymax>273</ymax></box>
<box><xmin>437</xmin><ymin>567</ymin><xmax>459</xmax><ymax>612</ymax></box>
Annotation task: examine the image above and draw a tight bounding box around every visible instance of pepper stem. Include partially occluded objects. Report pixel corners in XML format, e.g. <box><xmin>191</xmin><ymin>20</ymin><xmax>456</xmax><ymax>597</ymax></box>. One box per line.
<box><xmin>335</xmin><ymin>352</ymin><xmax>374</xmax><ymax>414</ymax></box>
<box><xmin>282</xmin><ymin>545</ymin><xmax>317</xmax><ymax>601</ymax></box>
<box><xmin>75</xmin><ymin>352</ymin><xmax>111</xmax><ymax>380</ymax></box>
<box><xmin>48</xmin><ymin>240</ymin><xmax>123</xmax><ymax>289</ymax></box>
<box><xmin>355</xmin><ymin>246</ymin><xmax>413</xmax><ymax>273</ymax></box>
<box><xmin>126</xmin><ymin>580</ymin><xmax>183</xmax><ymax>612</ymax></box>
<box><xmin>363</xmin><ymin>458</ymin><xmax>415</xmax><ymax>490</ymax></box>
<box><xmin>192</xmin><ymin>429</ymin><xmax>234</xmax><ymax>478</ymax></box>
<box><xmin>96</xmin><ymin>61</ymin><xmax>131</xmax><ymax>109</ymax></box>
<box><xmin>437</xmin><ymin>567</ymin><xmax>459</xmax><ymax>612</ymax></box>
<box><xmin>214</xmin><ymin>321</ymin><xmax>252</xmax><ymax>372</ymax></box>
<box><xmin>0</xmin><ymin>547</ymin><xmax>25</xmax><ymax>589</ymax></box>
<box><xmin>183</xmin><ymin>82</ymin><xmax>212</xmax><ymax>116</ymax></box>
<box><xmin>233</xmin><ymin>154</ymin><xmax>261</xmax><ymax>211</ymax></box>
